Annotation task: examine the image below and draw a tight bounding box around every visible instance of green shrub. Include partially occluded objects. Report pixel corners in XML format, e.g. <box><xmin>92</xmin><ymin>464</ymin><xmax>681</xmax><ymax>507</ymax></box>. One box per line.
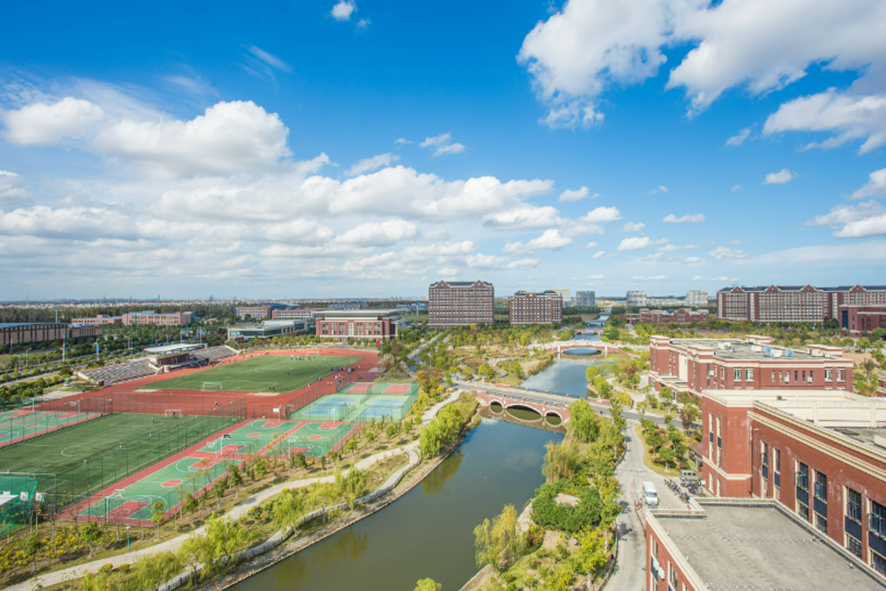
<box><xmin>531</xmin><ymin>481</ymin><xmax>603</xmax><ymax>534</ymax></box>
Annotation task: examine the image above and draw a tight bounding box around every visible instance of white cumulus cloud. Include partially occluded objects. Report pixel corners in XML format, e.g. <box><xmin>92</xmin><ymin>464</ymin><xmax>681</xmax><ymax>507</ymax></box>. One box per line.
<box><xmin>331</xmin><ymin>0</ymin><xmax>356</xmax><ymax>21</ymax></box>
<box><xmin>92</xmin><ymin>100</ymin><xmax>291</xmax><ymax>178</ymax></box>
<box><xmin>851</xmin><ymin>168</ymin><xmax>886</xmax><ymax>199</ymax></box>
<box><xmin>621</xmin><ymin>221</ymin><xmax>646</xmax><ymax>232</ymax></box>
<box><xmin>2</xmin><ymin>97</ymin><xmax>105</xmax><ymax>145</ymax></box>
<box><xmin>663</xmin><ymin>213</ymin><xmax>705</xmax><ymax>223</ymax></box>
<box><xmin>504</xmin><ymin>229</ymin><xmax>573</xmax><ymax>253</ymax></box>
<box><xmin>617</xmin><ymin>236</ymin><xmax>667</xmax><ymax>251</ymax></box>
<box><xmin>763</xmin><ymin>169</ymin><xmax>796</xmax><ymax>185</ymax></box>
<box><xmin>346</xmin><ymin>153</ymin><xmax>399</xmax><ymax>176</ymax></box>
<box><xmin>726</xmin><ymin>128</ymin><xmax>751</xmax><ymax>146</ymax></box>
<box><xmin>708</xmin><ymin>246</ymin><xmax>747</xmax><ymax>259</ymax></box>
<box><xmin>578</xmin><ymin>206</ymin><xmax>621</xmax><ymax>223</ymax></box>
<box><xmin>559</xmin><ymin>186</ymin><xmax>598</xmax><ymax>201</ymax></box>
<box><xmin>483</xmin><ymin>205</ymin><xmax>565</xmax><ymax>230</ymax></box>
<box><xmin>591</xmin><ymin>250</ymin><xmax>605</xmax><ymax>259</ymax></box>
<box><xmin>420</xmin><ymin>132</ymin><xmax>465</xmax><ymax>156</ymax></box>
<box><xmin>335</xmin><ymin>219</ymin><xmax>417</xmax><ymax>247</ymax></box>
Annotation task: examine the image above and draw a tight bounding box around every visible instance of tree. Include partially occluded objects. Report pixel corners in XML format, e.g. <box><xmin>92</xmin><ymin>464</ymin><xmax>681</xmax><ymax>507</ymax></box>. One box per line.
<box><xmin>680</xmin><ymin>404</ymin><xmax>699</xmax><ymax>431</ymax></box>
<box><xmin>151</xmin><ymin>501</ymin><xmax>167</xmax><ymax>540</ymax></box>
<box><xmin>574</xmin><ymin>528</ymin><xmax>609</xmax><ymax>578</ymax></box>
<box><xmin>414</xmin><ymin>578</ymin><xmax>442</xmax><ymax>591</ymax></box>
<box><xmin>345</xmin><ymin>439</ymin><xmax>358</xmax><ymax>457</ymax></box>
<box><xmin>542</xmin><ymin>440</ymin><xmax>580</xmax><ymax>484</ymax></box>
<box><xmin>568</xmin><ymin>399</ymin><xmax>600</xmax><ymax>443</ymax></box>
<box><xmin>81</xmin><ymin>521</ymin><xmax>103</xmax><ymax>558</ymax></box>
<box><xmin>335</xmin><ymin>468</ymin><xmax>369</xmax><ymax>510</ymax></box>
<box><xmin>659</xmin><ymin>446</ymin><xmax>676</xmax><ymax>470</ymax></box>
<box><xmin>213</xmin><ymin>476</ymin><xmax>228</xmax><ymax>512</ymax></box>
<box><xmin>23</xmin><ymin>532</ymin><xmax>43</xmax><ymax>573</ymax></box>
<box><xmin>473</xmin><ymin>504</ymin><xmax>519</xmax><ymax>571</ymax></box>
<box><xmin>272</xmin><ymin>489</ymin><xmax>306</xmax><ymax>532</ymax></box>
<box><xmin>182</xmin><ymin>494</ymin><xmax>199</xmax><ymax>522</ymax></box>
<box><xmin>645</xmin><ymin>431</ymin><xmax>664</xmax><ymax>454</ymax></box>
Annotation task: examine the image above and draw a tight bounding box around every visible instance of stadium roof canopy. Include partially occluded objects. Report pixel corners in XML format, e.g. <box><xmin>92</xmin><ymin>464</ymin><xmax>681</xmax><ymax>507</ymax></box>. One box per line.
<box><xmin>144</xmin><ymin>343</ymin><xmax>203</xmax><ymax>354</ymax></box>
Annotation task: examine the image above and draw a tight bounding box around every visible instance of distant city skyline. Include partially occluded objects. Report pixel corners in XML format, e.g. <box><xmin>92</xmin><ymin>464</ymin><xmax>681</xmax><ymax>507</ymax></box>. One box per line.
<box><xmin>2</xmin><ymin>1</ymin><xmax>885</xmax><ymax>299</ymax></box>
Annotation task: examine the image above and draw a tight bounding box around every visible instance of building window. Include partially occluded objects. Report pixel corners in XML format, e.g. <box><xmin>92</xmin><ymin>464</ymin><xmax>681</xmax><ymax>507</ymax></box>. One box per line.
<box><xmin>847</xmin><ymin>535</ymin><xmax>862</xmax><ymax>558</ymax></box>
<box><xmin>775</xmin><ymin>448</ymin><xmax>781</xmax><ymax>473</ymax></box>
<box><xmin>873</xmin><ymin>552</ymin><xmax>886</xmax><ymax>577</ymax></box>
<box><xmin>825</xmin><ymin>368</ymin><xmax>832</xmax><ymax>380</ymax></box>
<box><xmin>816</xmin><ymin>514</ymin><xmax>827</xmax><ymax>535</ymax></box>
<box><xmin>796</xmin><ymin>462</ymin><xmax>809</xmax><ymax>491</ymax></box>
<box><xmin>870</xmin><ymin>500</ymin><xmax>886</xmax><ymax>539</ymax></box>
<box><xmin>771</xmin><ymin>370</ymin><xmax>775</xmax><ymax>382</ymax></box>
<box><xmin>746</xmin><ymin>368</ymin><xmax>754</xmax><ymax>380</ymax></box>
<box><xmin>669</xmin><ymin>563</ymin><xmax>678</xmax><ymax>589</ymax></box>
<box><xmin>798</xmin><ymin>502</ymin><xmax>809</xmax><ymax>521</ymax></box>
<box><xmin>814</xmin><ymin>472</ymin><xmax>827</xmax><ymax>502</ymax></box>
<box><xmin>734</xmin><ymin>368</ymin><xmax>741</xmax><ymax>381</ymax></box>
<box><xmin>838</xmin><ymin>369</ymin><xmax>845</xmax><ymax>381</ymax></box>
<box><xmin>794</xmin><ymin>370</ymin><xmax>799</xmax><ymax>382</ymax></box>
<box><xmin>847</xmin><ymin>488</ymin><xmax>862</xmax><ymax>523</ymax></box>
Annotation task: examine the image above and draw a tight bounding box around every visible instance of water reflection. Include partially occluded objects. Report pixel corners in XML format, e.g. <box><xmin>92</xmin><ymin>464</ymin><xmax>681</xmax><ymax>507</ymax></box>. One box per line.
<box><xmin>420</xmin><ymin>450</ymin><xmax>464</xmax><ymax>496</ymax></box>
<box><xmin>521</xmin><ymin>356</ymin><xmax>616</xmax><ymax>398</ymax></box>
<box><xmin>500</xmin><ymin>446</ymin><xmax>543</xmax><ymax>472</ymax></box>
<box><xmin>272</xmin><ymin>528</ymin><xmax>370</xmax><ymax>587</ymax></box>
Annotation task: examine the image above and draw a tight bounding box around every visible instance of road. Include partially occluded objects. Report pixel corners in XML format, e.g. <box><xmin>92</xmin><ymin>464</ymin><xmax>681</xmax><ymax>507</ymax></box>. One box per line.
<box><xmin>608</xmin><ymin>420</ymin><xmax>690</xmax><ymax>590</ymax></box>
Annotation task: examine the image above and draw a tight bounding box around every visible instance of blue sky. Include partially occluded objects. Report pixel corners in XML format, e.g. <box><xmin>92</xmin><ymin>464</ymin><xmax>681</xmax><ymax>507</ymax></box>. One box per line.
<box><xmin>1</xmin><ymin>0</ymin><xmax>885</xmax><ymax>300</ymax></box>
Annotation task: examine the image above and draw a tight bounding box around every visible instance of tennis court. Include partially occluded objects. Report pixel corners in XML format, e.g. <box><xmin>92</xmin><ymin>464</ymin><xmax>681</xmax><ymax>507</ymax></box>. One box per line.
<box><xmin>289</xmin><ymin>386</ymin><xmax>418</xmax><ymax>424</ymax></box>
<box><xmin>0</xmin><ymin>410</ymin><xmax>98</xmax><ymax>448</ymax></box>
<box><xmin>139</xmin><ymin>355</ymin><xmax>364</xmax><ymax>393</ymax></box>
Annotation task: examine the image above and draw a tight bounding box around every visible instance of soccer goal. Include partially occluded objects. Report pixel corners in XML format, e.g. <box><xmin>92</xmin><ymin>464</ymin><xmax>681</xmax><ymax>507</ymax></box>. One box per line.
<box><xmin>202</xmin><ymin>382</ymin><xmax>223</xmax><ymax>391</ymax></box>
<box><xmin>164</xmin><ymin>409</ymin><xmax>182</xmax><ymax>417</ymax></box>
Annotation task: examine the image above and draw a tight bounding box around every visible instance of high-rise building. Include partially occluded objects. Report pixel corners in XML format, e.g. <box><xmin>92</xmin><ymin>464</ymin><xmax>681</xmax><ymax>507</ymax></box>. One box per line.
<box><xmin>686</xmin><ymin>290</ymin><xmax>709</xmax><ymax>307</ymax></box>
<box><xmin>717</xmin><ymin>284</ymin><xmax>886</xmax><ymax>323</ymax></box>
<box><xmin>428</xmin><ymin>280</ymin><xmax>494</xmax><ymax>328</ymax></box>
<box><xmin>574</xmin><ymin>291</ymin><xmax>596</xmax><ymax>308</ymax></box>
<box><xmin>236</xmin><ymin>305</ymin><xmax>272</xmax><ymax>320</ymax></box>
<box><xmin>551</xmin><ymin>288</ymin><xmax>571</xmax><ymax>306</ymax></box>
<box><xmin>508</xmin><ymin>291</ymin><xmax>563</xmax><ymax>325</ymax></box>
<box><xmin>626</xmin><ymin>291</ymin><xmax>647</xmax><ymax>308</ymax></box>
<box><xmin>121</xmin><ymin>311</ymin><xmax>193</xmax><ymax>326</ymax></box>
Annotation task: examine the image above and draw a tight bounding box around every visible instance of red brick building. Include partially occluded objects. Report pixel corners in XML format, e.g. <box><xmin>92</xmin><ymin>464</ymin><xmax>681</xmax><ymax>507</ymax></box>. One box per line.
<box><xmin>315</xmin><ymin>309</ymin><xmax>400</xmax><ymax>342</ymax></box>
<box><xmin>625</xmin><ymin>308</ymin><xmax>709</xmax><ymax>324</ymax></box>
<box><xmin>0</xmin><ymin>322</ymin><xmax>71</xmax><ymax>346</ymax></box>
<box><xmin>70</xmin><ymin>314</ymin><xmax>121</xmax><ymax>325</ymax></box>
<box><xmin>649</xmin><ymin>335</ymin><xmax>853</xmax><ymax>399</ymax></box>
<box><xmin>699</xmin><ymin>388</ymin><xmax>886</xmax><ymax>574</ymax></box>
<box><xmin>235</xmin><ymin>305</ymin><xmax>272</xmax><ymax>320</ymax></box>
<box><xmin>718</xmin><ymin>284</ymin><xmax>886</xmax><ymax>324</ymax></box>
<box><xmin>428</xmin><ymin>280</ymin><xmax>494</xmax><ymax>328</ymax></box>
<box><xmin>508</xmin><ymin>290</ymin><xmax>563</xmax><ymax>325</ymax></box>
<box><xmin>121</xmin><ymin>311</ymin><xmax>194</xmax><ymax>326</ymax></box>
<box><xmin>841</xmin><ymin>304</ymin><xmax>886</xmax><ymax>336</ymax></box>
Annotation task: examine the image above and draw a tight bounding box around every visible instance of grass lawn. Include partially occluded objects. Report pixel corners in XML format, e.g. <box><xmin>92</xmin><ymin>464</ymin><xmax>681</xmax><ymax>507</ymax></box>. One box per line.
<box><xmin>633</xmin><ymin>424</ymin><xmax>680</xmax><ymax>477</ymax></box>
<box><xmin>139</xmin><ymin>354</ymin><xmax>364</xmax><ymax>393</ymax></box>
<box><xmin>0</xmin><ymin>413</ymin><xmax>231</xmax><ymax>475</ymax></box>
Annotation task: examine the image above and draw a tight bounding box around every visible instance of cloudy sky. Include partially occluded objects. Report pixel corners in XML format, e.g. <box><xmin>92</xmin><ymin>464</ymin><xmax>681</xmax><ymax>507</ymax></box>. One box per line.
<box><xmin>2</xmin><ymin>0</ymin><xmax>885</xmax><ymax>300</ymax></box>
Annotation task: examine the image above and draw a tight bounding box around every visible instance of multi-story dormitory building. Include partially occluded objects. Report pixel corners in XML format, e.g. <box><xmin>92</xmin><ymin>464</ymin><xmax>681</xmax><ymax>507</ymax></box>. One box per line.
<box><xmin>428</xmin><ymin>280</ymin><xmax>494</xmax><ymax>328</ymax></box>
<box><xmin>507</xmin><ymin>290</ymin><xmax>563</xmax><ymax>325</ymax></box>
<box><xmin>624</xmin><ymin>308</ymin><xmax>709</xmax><ymax>324</ymax></box>
<box><xmin>648</xmin><ymin>335</ymin><xmax>854</xmax><ymax>398</ymax></box>
<box><xmin>717</xmin><ymin>283</ymin><xmax>886</xmax><ymax>324</ymax></box>
<box><xmin>694</xmin><ymin>388</ymin><xmax>886</xmax><ymax>580</ymax></box>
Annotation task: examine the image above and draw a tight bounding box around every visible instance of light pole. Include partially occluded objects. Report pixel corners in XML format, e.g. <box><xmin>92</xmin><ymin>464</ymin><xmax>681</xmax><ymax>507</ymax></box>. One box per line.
<box><xmin>25</xmin><ymin>348</ymin><xmax>31</xmax><ymax>368</ymax></box>
<box><xmin>14</xmin><ymin>354</ymin><xmax>22</xmax><ymax>374</ymax></box>
<box><xmin>126</xmin><ymin>525</ymin><xmax>131</xmax><ymax>551</ymax></box>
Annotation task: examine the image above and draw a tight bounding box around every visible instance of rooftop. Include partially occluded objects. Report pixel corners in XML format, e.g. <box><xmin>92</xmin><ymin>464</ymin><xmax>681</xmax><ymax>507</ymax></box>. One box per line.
<box><xmin>429</xmin><ymin>280</ymin><xmax>492</xmax><ymax>287</ymax></box>
<box><xmin>0</xmin><ymin>322</ymin><xmax>65</xmax><ymax>328</ymax></box>
<box><xmin>655</xmin><ymin>502</ymin><xmax>885</xmax><ymax>590</ymax></box>
<box><xmin>144</xmin><ymin>343</ymin><xmax>203</xmax><ymax>354</ymax></box>
<box><xmin>314</xmin><ymin>309</ymin><xmax>401</xmax><ymax>317</ymax></box>
<box><xmin>666</xmin><ymin>338</ymin><xmax>841</xmax><ymax>362</ymax></box>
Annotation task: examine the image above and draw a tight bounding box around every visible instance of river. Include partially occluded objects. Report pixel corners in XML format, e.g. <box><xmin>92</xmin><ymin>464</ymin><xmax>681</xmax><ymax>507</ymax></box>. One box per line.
<box><xmin>232</xmin><ymin>417</ymin><xmax>564</xmax><ymax>591</ymax></box>
<box><xmin>520</xmin><ymin>333</ymin><xmax>616</xmax><ymax>398</ymax></box>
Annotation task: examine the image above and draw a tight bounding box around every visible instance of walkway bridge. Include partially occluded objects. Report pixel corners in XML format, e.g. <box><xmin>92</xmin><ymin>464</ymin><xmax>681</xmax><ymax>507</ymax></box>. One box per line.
<box><xmin>454</xmin><ymin>380</ymin><xmax>610</xmax><ymax>423</ymax></box>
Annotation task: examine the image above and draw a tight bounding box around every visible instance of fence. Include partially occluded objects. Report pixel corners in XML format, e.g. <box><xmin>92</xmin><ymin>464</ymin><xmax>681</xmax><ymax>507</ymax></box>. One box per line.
<box><xmin>289</xmin><ymin>387</ymin><xmax>420</xmax><ymax>425</ymax></box>
<box><xmin>15</xmin><ymin>397</ymin><xmax>247</xmax><ymax>522</ymax></box>
<box><xmin>0</xmin><ymin>473</ymin><xmax>38</xmax><ymax>535</ymax></box>
<box><xmin>34</xmin><ymin>391</ymin><xmax>249</xmax><ymax>417</ymax></box>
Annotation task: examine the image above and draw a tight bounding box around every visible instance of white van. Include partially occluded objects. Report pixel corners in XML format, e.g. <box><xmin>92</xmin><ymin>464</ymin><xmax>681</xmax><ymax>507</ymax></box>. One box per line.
<box><xmin>642</xmin><ymin>481</ymin><xmax>659</xmax><ymax>507</ymax></box>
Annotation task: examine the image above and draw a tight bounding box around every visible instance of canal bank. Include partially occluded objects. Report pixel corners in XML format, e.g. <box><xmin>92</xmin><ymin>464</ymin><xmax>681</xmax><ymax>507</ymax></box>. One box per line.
<box><xmin>230</xmin><ymin>417</ymin><xmax>564</xmax><ymax>591</ymax></box>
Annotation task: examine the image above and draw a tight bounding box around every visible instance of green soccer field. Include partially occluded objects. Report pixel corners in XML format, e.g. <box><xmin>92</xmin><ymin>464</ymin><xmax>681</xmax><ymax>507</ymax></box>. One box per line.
<box><xmin>0</xmin><ymin>413</ymin><xmax>232</xmax><ymax>476</ymax></box>
<box><xmin>140</xmin><ymin>355</ymin><xmax>364</xmax><ymax>393</ymax></box>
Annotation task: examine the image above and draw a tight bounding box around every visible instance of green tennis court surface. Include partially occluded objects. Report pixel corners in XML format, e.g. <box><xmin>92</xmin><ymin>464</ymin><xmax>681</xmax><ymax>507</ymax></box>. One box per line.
<box><xmin>289</xmin><ymin>388</ymin><xmax>417</xmax><ymax>424</ymax></box>
<box><xmin>0</xmin><ymin>413</ymin><xmax>226</xmax><ymax>475</ymax></box>
<box><xmin>139</xmin><ymin>355</ymin><xmax>364</xmax><ymax>393</ymax></box>
<box><xmin>267</xmin><ymin>421</ymin><xmax>357</xmax><ymax>458</ymax></box>
<box><xmin>79</xmin><ymin>454</ymin><xmax>241</xmax><ymax>521</ymax></box>
<box><xmin>0</xmin><ymin>410</ymin><xmax>98</xmax><ymax>447</ymax></box>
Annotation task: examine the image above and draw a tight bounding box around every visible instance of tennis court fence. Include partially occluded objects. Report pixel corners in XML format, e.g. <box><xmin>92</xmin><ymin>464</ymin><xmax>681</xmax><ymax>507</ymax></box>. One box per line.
<box><xmin>0</xmin><ymin>473</ymin><xmax>38</xmax><ymax>535</ymax></box>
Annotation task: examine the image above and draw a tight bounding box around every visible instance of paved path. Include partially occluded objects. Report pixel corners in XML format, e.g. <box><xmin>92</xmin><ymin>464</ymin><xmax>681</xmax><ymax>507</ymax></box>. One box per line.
<box><xmin>607</xmin><ymin>420</ymin><xmax>690</xmax><ymax>591</ymax></box>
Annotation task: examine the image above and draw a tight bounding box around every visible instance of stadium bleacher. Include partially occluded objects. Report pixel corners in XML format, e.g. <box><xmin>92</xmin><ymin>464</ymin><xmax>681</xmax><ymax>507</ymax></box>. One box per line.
<box><xmin>79</xmin><ymin>361</ymin><xmax>156</xmax><ymax>385</ymax></box>
<box><xmin>191</xmin><ymin>346</ymin><xmax>236</xmax><ymax>362</ymax></box>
